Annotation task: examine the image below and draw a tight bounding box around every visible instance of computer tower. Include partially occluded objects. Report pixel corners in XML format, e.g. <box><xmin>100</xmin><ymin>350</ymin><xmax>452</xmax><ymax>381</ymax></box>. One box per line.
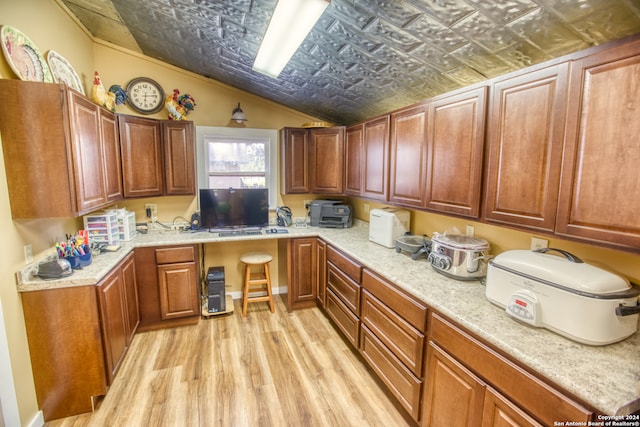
<box><xmin>207</xmin><ymin>266</ymin><xmax>226</xmax><ymax>313</ymax></box>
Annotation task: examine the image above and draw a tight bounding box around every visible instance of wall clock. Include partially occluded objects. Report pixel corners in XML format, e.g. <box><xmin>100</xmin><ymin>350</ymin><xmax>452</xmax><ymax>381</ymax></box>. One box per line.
<box><xmin>125</xmin><ymin>77</ymin><xmax>165</xmax><ymax>114</ymax></box>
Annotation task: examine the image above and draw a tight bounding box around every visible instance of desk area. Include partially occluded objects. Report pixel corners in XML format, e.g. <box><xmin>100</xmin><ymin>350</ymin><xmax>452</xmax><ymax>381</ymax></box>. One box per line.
<box><xmin>14</xmin><ymin>221</ymin><xmax>640</xmax><ymax>420</ymax></box>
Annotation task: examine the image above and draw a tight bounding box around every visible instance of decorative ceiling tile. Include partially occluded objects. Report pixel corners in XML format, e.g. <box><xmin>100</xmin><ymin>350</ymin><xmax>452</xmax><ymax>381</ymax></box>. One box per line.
<box><xmin>61</xmin><ymin>0</ymin><xmax>640</xmax><ymax>124</ymax></box>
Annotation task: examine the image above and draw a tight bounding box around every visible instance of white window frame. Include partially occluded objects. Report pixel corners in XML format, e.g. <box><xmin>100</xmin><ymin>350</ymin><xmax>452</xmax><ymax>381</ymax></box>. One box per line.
<box><xmin>196</xmin><ymin>126</ymin><xmax>278</xmax><ymax>209</ymax></box>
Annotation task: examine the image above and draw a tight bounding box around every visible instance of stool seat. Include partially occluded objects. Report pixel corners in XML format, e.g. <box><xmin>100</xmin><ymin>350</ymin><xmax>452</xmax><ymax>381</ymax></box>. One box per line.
<box><xmin>240</xmin><ymin>251</ymin><xmax>274</xmax><ymax>317</ymax></box>
<box><xmin>240</xmin><ymin>252</ymin><xmax>273</xmax><ymax>265</ymax></box>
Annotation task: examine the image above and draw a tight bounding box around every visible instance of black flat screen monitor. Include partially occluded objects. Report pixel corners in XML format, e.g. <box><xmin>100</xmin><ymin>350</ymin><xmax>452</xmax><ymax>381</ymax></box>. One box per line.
<box><xmin>199</xmin><ymin>188</ymin><xmax>269</xmax><ymax>230</ymax></box>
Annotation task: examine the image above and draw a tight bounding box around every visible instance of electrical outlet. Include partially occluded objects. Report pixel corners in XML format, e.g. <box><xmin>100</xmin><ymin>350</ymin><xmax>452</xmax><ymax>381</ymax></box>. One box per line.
<box><xmin>24</xmin><ymin>244</ymin><xmax>33</xmax><ymax>263</ymax></box>
<box><xmin>145</xmin><ymin>203</ymin><xmax>157</xmax><ymax>218</ymax></box>
<box><xmin>531</xmin><ymin>237</ymin><xmax>549</xmax><ymax>251</ymax></box>
<box><xmin>363</xmin><ymin>203</ymin><xmax>370</xmax><ymax>214</ymax></box>
<box><xmin>304</xmin><ymin>200</ymin><xmax>311</xmax><ymax>210</ymax></box>
<box><xmin>465</xmin><ymin>225</ymin><xmax>474</xmax><ymax>237</ymax></box>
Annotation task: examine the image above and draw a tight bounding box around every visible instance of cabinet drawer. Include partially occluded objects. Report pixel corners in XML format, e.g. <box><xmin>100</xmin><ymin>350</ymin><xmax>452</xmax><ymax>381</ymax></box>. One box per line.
<box><xmin>360</xmin><ymin>324</ymin><xmax>422</xmax><ymax>422</ymax></box>
<box><xmin>362</xmin><ymin>268</ymin><xmax>427</xmax><ymax>331</ymax></box>
<box><xmin>327</xmin><ymin>262</ymin><xmax>361</xmax><ymax>315</ymax></box>
<box><xmin>361</xmin><ymin>290</ymin><xmax>425</xmax><ymax>377</ymax></box>
<box><xmin>327</xmin><ymin>245</ymin><xmax>362</xmax><ymax>283</ymax></box>
<box><xmin>325</xmin><ymin>289</ymin><xmax>360</xmax><ymax>348</ymax></box>
<box><xmin>155</xmin><ymin>246</ymin><xmax>195</xmax><ymax>264</ymax></box>
<box><xmin>429</xmin><ymin>312</ymin><xmax>592</xmax><ymax>425</ymax></box>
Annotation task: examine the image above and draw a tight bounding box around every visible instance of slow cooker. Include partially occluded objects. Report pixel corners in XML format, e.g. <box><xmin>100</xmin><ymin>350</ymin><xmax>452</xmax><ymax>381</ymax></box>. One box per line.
<box><xmin>428</xmin><ymin>234</ymin><xmax>491</xmax><ymax>280</ymax></box>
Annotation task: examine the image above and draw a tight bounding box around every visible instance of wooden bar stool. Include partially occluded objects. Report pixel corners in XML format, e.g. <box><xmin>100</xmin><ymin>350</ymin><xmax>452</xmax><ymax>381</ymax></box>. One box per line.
<box><xmin>240</xmin><ymin>252</ymin><xmax>275</xmax><ymax>317</ymax></box>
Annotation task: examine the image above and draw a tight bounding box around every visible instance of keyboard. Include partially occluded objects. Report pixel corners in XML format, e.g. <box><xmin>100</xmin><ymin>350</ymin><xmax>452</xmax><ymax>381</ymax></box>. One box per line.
<box><xmin>217</xmin><ymin>230</ymin><xmax>263</xmax><ymax>237</ymax></box>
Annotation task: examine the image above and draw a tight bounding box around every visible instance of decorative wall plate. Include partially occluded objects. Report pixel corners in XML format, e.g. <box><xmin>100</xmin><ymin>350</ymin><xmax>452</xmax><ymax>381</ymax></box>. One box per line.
<box><xmin>46</xmin><ymin>50</ymin><xmax>84</xmax><ymax>94</ymax></box>
<box><xmin>1</xmin><ymin>25</ymin><xmax>53</xmax><ymax>82</ymax></box>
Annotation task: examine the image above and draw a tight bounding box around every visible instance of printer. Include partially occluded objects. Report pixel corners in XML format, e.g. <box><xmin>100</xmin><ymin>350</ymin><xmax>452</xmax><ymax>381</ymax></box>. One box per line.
<box><xmin>309</xmin><ymin>200</ymin><xmax>352</xmax><ymax>228</ymax></box>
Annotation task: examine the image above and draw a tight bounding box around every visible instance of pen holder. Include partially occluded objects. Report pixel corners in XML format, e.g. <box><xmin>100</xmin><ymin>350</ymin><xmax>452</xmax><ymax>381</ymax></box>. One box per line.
<box><xmin>63</xmin><ymin>246</ymin><xmax>92</xmax><ymax>269</ymax></box>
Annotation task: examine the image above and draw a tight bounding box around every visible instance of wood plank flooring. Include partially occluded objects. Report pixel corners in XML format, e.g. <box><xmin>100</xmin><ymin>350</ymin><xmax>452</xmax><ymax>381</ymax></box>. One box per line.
<box><xmin>46</xmin><ymin>298</ymin><xmax>411</xmax><ymax>427</ymax></box>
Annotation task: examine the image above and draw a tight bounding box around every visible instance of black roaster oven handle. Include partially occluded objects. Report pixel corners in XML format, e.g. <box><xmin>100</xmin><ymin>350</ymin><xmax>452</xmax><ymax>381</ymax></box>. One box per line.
<box><xmin>533</xmin><ymin>247</ymin><xmax>584</xmax><ymax>263</ymax></box>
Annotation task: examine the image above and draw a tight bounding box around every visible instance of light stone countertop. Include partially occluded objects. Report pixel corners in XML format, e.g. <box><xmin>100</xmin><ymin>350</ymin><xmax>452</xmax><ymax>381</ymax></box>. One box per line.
<box><xmin>16</xmin><ymin>220</ymin><xmax>640</xmax><ymax>416</ymax></box>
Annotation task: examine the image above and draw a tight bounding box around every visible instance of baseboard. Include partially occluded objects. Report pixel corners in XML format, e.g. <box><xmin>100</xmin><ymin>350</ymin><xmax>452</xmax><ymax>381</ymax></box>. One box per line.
<box><xmin>27</xmin><ymin>410</ymin><xmax>44</xmax><ymax>427</ymax></box>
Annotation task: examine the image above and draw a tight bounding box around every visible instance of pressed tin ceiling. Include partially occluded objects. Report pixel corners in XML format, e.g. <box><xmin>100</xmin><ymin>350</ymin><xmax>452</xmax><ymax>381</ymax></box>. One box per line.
<box><xmin>61</xmin><ymin>0</ymin><xmax>640</xmax><ymax>124</ymax></box>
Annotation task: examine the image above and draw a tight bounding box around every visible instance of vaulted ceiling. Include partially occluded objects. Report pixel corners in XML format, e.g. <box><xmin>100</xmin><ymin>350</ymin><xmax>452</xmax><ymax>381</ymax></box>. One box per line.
<box><xmin>62</xmin><ymin>0</ymin><xmax>640</xmax><ymax>124</ymax></box>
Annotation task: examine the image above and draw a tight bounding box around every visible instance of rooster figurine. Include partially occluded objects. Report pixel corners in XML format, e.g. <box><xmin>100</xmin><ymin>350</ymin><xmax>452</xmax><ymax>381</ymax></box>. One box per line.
<box><xmin>91</xmin><ymin>71</ymin><xmax>116</xmax><ymax>112</ymax></box>
<box><xmin>165</xmin><ymin>89</ymin><xmax>196</xmax><ymax>120</ymax></box>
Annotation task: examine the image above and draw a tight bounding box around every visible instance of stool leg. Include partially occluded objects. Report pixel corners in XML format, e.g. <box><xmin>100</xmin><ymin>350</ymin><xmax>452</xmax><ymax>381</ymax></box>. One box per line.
<box><xmin>264</xmin><ymin>262</ymin><xmax>274</xmax><ymax>313</ymax></box>
<box><xmin>242</xmin><ymin>263</ymin><xmax>251</xmax><ymax>317</ymax></box>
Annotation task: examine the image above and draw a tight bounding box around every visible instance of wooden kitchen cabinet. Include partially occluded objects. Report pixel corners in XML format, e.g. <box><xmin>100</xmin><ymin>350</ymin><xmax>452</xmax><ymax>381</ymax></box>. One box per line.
<box><xmin>315</xmin><ymin>238</ymin><xmax>327</xmax><ymax>308</ymax></box>
<box><xmin>345</xmin><ymin>115</ymin><xmax>390</xmax><ymax>200</ymax></box>
<box><xmin>280</xmin><ymin>127</ymin><xmax>310</xmax><ymax>194</ymax></box>
<box><xmin>556</xmin><ymin>37</ymin><xmax>640</xmax><ymax>248</ymax></box>
<box><xmin>483</xmin><ymin>64</ymin><xmax>569</xmax><ymax>232</ymax></box>
<box><xmin>344</xmin><ymin>123</ymin><xmax>363</xmax><ymax>195</ymax></box>
<box><xmin>324</xmin><ymin>245</ymin><xmax>363</xmax><ymax>347</ymax></box>
<box><xmin>389</xmin><ymin>102</ymin><xmax>428</xmax><ymax>207</ymax></box>
<box><xmin>425</xmin><ymin>86</ymin><xmax>487</xmax><ymax>218</ymax></box>
<box><xmin>309</xmin><ymin>126</ymin><xmax>346</xmax><ymax>194</ymax></box>
<box><xmin>424</xmin><ymin>312</ymin><xmax>593</xmax><ymax>426</ymax></box>
<box><xmin>0</xmin><ymin>80</ymin><xmax>122</xmax><ymax>218</ymax></box>
<box><xmin>359</xmin><ymin>269</ymin><xmax>427</xmax><ymax>422</ymax></box>
<box><xmin>135</xmin><ymin>245</ymin><xmax>200</xmax><ymax>331</ymax></box>
<box><xmin>283</xmin><ymin>238</ymin><xmax>318</xmax><ymax>311</ymax></box>
<box><xmin>21</xmin><ymin>253</ymin><xmax>138</xmax><ymax>421</ymax></box>
<box><xmin>119</xmin><ymin>115</ymin><xmax>164</xmax><ymax>197</ymax></box>
<box><xmin>162</xmin><ymin>120</ymin><xmax>196</xmax><ymax>195</ymax></box>
<box><xmin>97</xmin><ymin>252</ymin><xmax>138</xmax><ymax>384</ymax></box>
<box><xmin>119</xmin><ymin>116</ymin><xmax>195</xmax><ymax>198</ymax></box>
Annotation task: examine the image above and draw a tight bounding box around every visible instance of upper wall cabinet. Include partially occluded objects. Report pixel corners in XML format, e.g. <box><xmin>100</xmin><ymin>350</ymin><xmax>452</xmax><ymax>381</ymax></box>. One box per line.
<box><xmin>345</xmin><ymin>115</ymin><xmax>390</xmax><ymax>201</ymax></box>
<box><xmin>483</xmin><ymin>64</ymin><xmax>569</xmax><ymax>232</ymax></box>
<box><xmin>280</xmin><ymin>127</ymin><xmax>310</xmax><ymax>194</ymax></box>
<box><xmin>556</xmin><ymin>38</ymin><xmax>640</xmax><ymax>248</ymax></box>
<box><xmin>280</xmin><ymin>126</ymin><xmax>345</xmax><ymax>195</ymax></box>
<box><xmin>309</xmin><ymin>127</ymin><xmax>346</xmax><ymax>194</ymax></box>
<box><xmin>425</xmin><ymin>86</ymin><xmax>487</xmax><ymax>218</ymax></box>
<box><xmin>119</xmin><ymin>115</ymin><xmax>195</xmax><ymax>198</ymax></box>
<box><xmin>389</xmin><ymin>103</ymin><xmax>428</xmax><ymax>207</ymax></box>
<box><xmin>0</xmin><ymin>80</ymin><xmax>122</xmax><ymax>218</ymax></box>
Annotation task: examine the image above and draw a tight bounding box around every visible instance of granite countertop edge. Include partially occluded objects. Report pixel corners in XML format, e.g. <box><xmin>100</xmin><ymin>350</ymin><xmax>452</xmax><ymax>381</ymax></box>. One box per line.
<box><xmin>15</xmin><ymin>220</ymin><xmax>640</xmax><ymax>416</ymax></box>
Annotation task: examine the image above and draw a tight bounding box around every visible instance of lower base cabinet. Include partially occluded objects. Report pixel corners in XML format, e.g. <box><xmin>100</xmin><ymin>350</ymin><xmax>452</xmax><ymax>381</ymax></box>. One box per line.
<box><xmin>134</xmin><ymin>245</ymin><xmax>200</xmax><ymax>331</ymax></box>
<box><xmin>21</xmin><ymin>252</ymin><xmax>138</xmax><ymax>421</ymax></box>
<box><xmin>423</xmin><ymin>312</ymin><xmax>593</xmax><ymax>426</ymax></box>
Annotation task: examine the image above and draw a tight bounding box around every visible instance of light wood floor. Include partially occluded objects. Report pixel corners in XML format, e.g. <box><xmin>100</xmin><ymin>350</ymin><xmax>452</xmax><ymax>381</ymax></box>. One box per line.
<box><xmin>46</xmin><ymin>298</ymin><xmax>410</xmax><ymax>427</ymax></box>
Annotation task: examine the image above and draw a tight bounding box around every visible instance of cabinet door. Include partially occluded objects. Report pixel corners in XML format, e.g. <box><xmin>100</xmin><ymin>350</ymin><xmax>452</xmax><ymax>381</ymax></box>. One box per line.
<box><xmin>119</xmin><ymin>115</ymin><xmax>164</xmax><ymax>197</ymax></box>
<box><xmin>100</xmin><ymin>110</ymin><xmax>123</xmax><ymax>203</ymax></box>
<box><xmin>121</xmin><ymin>253</ymin><xmax>139</xmax><ymax>343</ymax></box>
<box><xmin>362</xmin><ymin>115</ymin><xmax>390</xmax><ymax>200</ymax></box>
<box><xmin>426</xmin><ymin>87</ymin><xmax>487</xmax><ymax>217</ymax></box>
<box><xmin>344</xmin><ymin>123</ymin><xmax>363</xmax><ymax>195</ymax></box>
<box><xmin>315</xmin><ymin>238</ymin><xmax>327</xmax><ymax>308</ymax></box>
<box><xmin>97</xmin><ymin>268</ymin><xmax>128</xmax><ymax>384</ymax></box>
<box><xmin>287</xmin><ymin>238</ymin><xmax>317</xmax><ymax>311</ymax></box>
<box><xmin>163</xmin><ymin>120</ymin><xmax>195</xmax><ymax>195</ymax></box>
<box><xmin>389</xmin><ymin>103</ymin><xmax>428</xmax><ymax>207</ymax></box>
<box><xmin>557</xmin><ymin>39</ymin><xmax>640</xmax><ymax>247</ymax></box>
<box><xmin>280</xmin><ymin>127</ymin><xmax>309</xmax><ymax>194</ymax></box>
<box><xmin>68</xmin><ymin>91</ymin><xmax>107</xmax><ymax>213</ymax></box>
<box><xmin>309</xmin><ymin>127</ymin><xmax>345</xmax><ymax>194</ymax></box>
<box><xmin>422</xmin><ymin>342</ymin><xmax>486</xmax><ymax>427</ymax></box>
<box><xmin>482</xmin><ymin>387</ymin><xmax>543</xmax><ymax>427</ymax></box>
<box><xmin>157</xmin><ymin>261</ymin><xmax>200</xmax><ymax>319</ymax></box>
<box><xmin>484</xmin><ymin>65</ymin><xmax>568</xmax><ymax>232</ymax></box>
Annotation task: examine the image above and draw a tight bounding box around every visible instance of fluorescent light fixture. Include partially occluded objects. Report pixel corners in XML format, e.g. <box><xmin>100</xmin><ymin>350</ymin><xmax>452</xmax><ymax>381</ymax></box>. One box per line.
<box><xmin>253</xmin><ymin>0</ymin><xmax>329</xmax><ymax>78</ymax></box>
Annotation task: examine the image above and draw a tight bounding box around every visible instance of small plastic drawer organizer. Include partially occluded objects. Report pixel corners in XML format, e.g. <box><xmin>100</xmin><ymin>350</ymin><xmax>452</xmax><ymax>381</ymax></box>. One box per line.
<box><xmin>83</xmin><ymin>212</ymin><xmax>120</xmax><ymax>246</ymax></box>
<box><xmin>113</xmin><ymin>209</ymin><xmax>136</xmax><ymax>241</ymax></box>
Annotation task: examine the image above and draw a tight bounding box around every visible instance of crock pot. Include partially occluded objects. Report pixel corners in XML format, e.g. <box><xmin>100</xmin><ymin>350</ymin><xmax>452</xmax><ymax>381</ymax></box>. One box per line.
<box><xmin>486</xmin><ymin>248</ymin><xmax>640</xmax><ymax>345</ymax></box>
<box><xmin>428</xmin><ymin>234</ymin><xmax>491</xmax><ymax>280</ymax></box>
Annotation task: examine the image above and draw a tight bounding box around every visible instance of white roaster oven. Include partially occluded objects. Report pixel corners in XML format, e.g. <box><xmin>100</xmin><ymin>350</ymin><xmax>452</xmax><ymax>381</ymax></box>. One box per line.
<box><xmin>486</xmin><ymin>248</ymin><xmax>640</xmax><ymax>345</ymax></box>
